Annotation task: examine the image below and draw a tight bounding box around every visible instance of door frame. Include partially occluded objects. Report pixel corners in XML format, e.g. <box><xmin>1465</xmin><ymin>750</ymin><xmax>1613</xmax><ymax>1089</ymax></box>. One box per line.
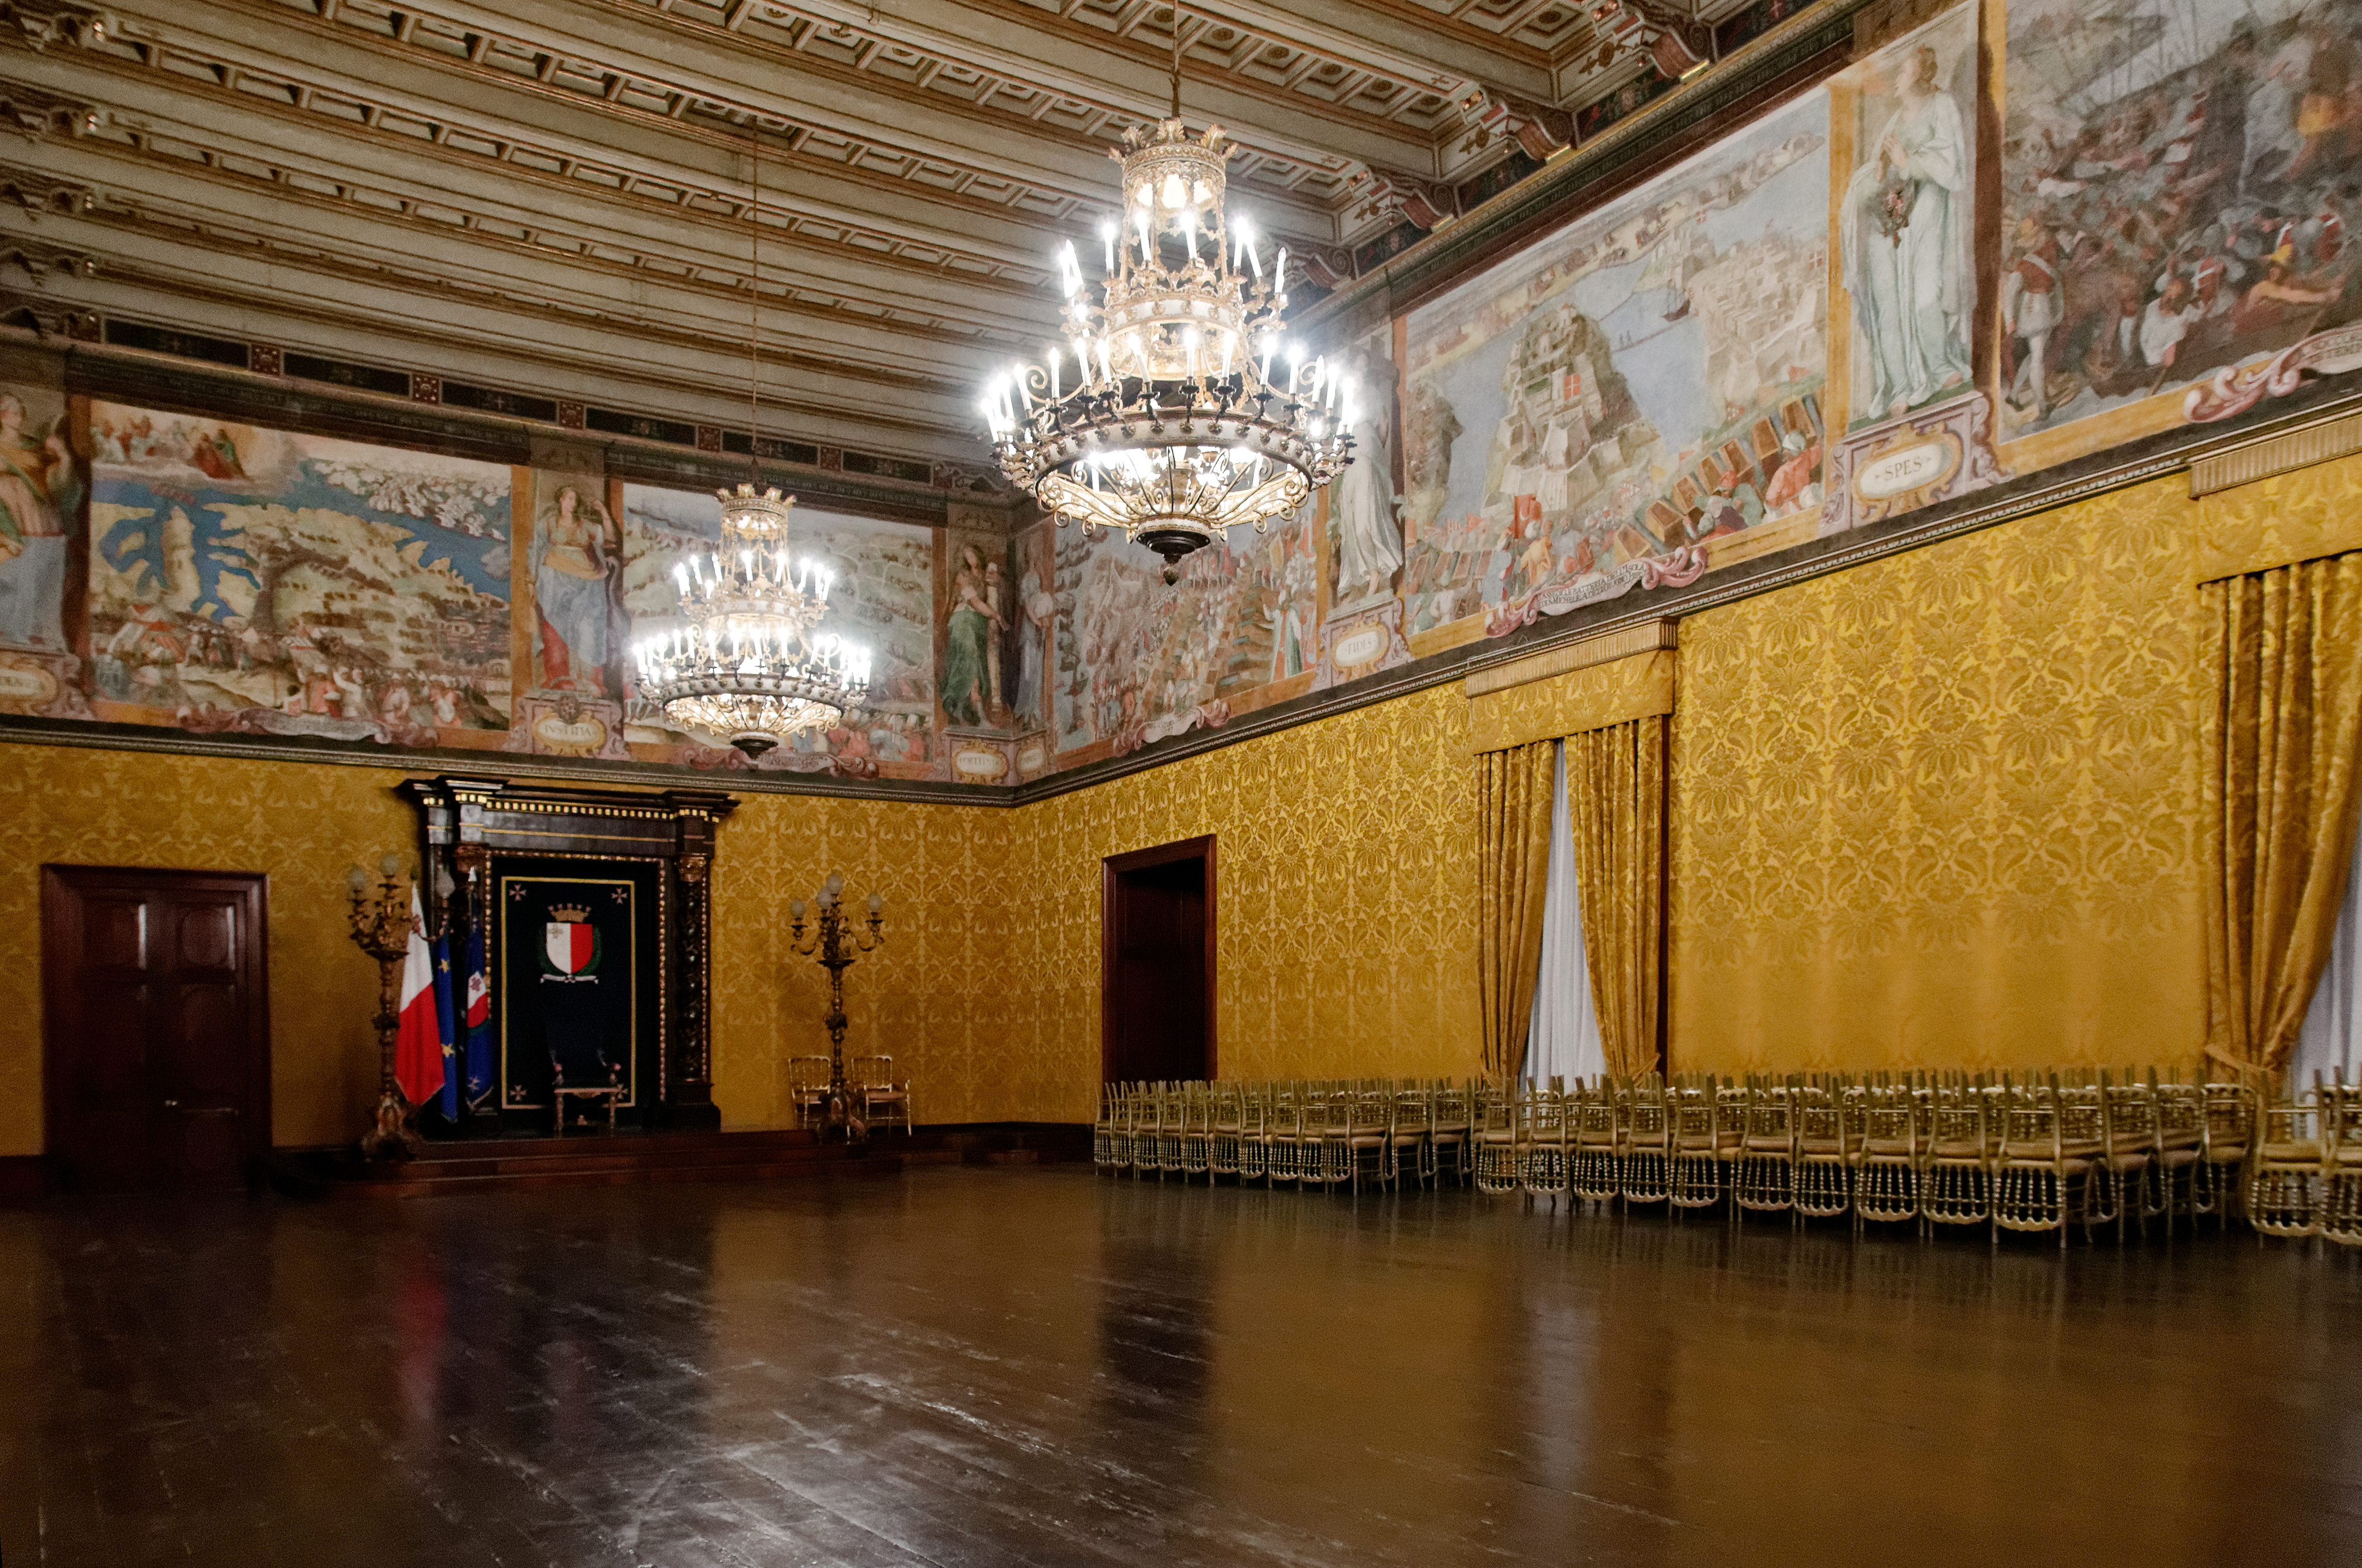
<box><xmin>40</xmin><ymin>865</ymin><xmax>273</xmax><ymax>1189</ymax></box>
<box><xmin>1100</xmin><ymin>835</ymin><xmax>1217</xmax><ymax>1084</ymax></box>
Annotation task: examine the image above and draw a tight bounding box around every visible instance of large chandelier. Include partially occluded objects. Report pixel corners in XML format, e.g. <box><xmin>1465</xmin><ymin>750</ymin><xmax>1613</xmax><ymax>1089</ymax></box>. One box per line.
<box><xmin>981</xmin><ymin>49</ymin><xmax>1354</xmax><ymax>584</ymax></box>
<box><xmin>631</xmin><ymin>117</ymin><xmax>870</xmax><ymax>759</ymax></box>
<box><xmin>632</xmin><ymin>484</ymin><xmax>872</xmax><ymax>758</ymax></box>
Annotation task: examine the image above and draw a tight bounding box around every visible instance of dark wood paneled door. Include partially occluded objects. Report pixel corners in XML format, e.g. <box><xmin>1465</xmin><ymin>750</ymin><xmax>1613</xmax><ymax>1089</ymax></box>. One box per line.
<box><xmin>42</xmin><ymin>867</ymin><xmax>271</xmax><ymax>1192</ymax></box>
<box><xmin>1102</xmin><ymin>837</ymin><xmax>1215</xmax><ymax>1084</ymax></box>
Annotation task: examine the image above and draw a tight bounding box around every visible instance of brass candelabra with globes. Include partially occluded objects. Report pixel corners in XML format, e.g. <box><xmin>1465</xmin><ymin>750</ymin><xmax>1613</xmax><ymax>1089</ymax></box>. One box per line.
<box><xmin>789</xmin><ymin>872</ymin><xmax>885</xmax><ymax>1144</ymax></box>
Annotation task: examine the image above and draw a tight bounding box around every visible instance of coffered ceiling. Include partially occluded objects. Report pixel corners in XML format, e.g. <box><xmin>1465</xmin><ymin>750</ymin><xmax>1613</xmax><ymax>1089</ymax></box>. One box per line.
<box><xmin>0</xmin><ymin>0</ymin><xmax>1773</xmax><ymax>465</ymax></box>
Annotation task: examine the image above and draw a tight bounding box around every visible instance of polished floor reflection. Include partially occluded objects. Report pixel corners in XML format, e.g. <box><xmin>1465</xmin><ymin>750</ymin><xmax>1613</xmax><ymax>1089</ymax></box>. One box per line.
<box><xmin>2</xmin><ymin>1168</ymin><xmax>2358</xmax><ymax>1566</ymax></box>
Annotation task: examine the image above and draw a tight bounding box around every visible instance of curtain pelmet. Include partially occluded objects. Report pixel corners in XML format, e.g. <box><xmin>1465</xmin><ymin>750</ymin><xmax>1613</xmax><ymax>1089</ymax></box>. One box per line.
<box><xmin>1566</xmin><ymin>715</ymin><xmax>1666</xmax><ymax>1078</ymax></box>
<box><xmin>2202</xmin><ymin>552</ymin><xmax>2362</xmax><ymax>1076</ymax></box>
<box><xmin>1477</xmin><ymin>740</ymin><xmax>1556</xmax><ymax>1081</ymax></box>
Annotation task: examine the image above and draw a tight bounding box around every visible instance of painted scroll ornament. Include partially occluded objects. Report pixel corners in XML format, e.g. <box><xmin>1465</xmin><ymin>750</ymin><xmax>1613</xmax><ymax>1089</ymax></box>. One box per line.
<box><xmin>2185</xmin><ymin>325</ymin><xmax>2362</xmax><ymax>423</ymax></box>
<box><xmin>1483</xmin><ymin>546</ymin><xmax>1709</xmax><ymax>639</ymax></box>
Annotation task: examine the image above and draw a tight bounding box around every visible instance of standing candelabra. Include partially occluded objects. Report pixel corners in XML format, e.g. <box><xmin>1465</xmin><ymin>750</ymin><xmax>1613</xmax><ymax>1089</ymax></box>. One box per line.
<box><xmin>345</xmin><ymin>854</ymin><xmax>422</xmax><ymax>1162</ymax></box>
<box><xmin>789</xmin><ymin>872</ymin><xmax>885</xmax><ymax>1144</ymax></box>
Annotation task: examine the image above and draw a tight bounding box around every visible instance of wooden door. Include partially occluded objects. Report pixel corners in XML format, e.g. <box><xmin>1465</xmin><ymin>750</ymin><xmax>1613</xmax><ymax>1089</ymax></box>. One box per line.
<box><xmin>1102</xmin><ymin>837</ymin><xmax>1214</xmax><ymax>1084</ymax></box>
<box><xmin>42</xmin><ymin>867</ymin><xmax>271</xmax><ymax>1192</ymax></box>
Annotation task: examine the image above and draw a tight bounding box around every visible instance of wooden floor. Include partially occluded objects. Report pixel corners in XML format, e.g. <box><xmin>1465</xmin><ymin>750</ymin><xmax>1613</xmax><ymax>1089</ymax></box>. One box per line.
<box><xmin>2</xmin><ymin>1167</ymin><xmax>2357</xmax><ymax>1567</ymax></box>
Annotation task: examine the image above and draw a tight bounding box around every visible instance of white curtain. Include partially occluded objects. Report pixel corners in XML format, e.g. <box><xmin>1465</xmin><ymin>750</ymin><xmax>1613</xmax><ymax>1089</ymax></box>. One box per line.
<box><xmin>2295</xmin><ymin>820</ymin><xmax>2362</xmax><ymax>1087</ymax></box>
<box><xmin>1525</xmin><ymin>740</ymin><xmax>1607</xmax><ymax>1085</ymax></box>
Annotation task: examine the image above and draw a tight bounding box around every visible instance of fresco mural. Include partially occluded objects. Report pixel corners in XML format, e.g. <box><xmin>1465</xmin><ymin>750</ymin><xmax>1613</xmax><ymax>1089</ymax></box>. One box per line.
<box><xmin>2002</xmin><ymin>0</ymin><xmax>2362</xmax><ymax>447</ymax></box>
<box><xmin>1396</xmin><ymin>89</ymin><xmax>1830</xmax><ymax>638</ymax></box>
<box><xmin>618</xmin><ymin>482</ymin><xmax>936</xmax><ymax>772</ymax></box>
<box><xmin>87</xmin><ymin>403</ymin><xmax>511</xmax><ymax>743</ymax></box>
<box><xmin>18</xmin><ymin>1</ymin><xmax>2362</xmax><ymax>784</ymax></box>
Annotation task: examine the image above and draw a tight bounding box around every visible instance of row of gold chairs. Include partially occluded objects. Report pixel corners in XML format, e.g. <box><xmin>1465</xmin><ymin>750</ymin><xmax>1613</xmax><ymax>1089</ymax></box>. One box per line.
<box><xmin>1096</xmin><ymin>1068</ymin><xmax>2362</xmax><ymax>1247</ymax></box>
<box><xmin>2250</xmin><ymin>1070</ymin><xmax>2362</xmax><ymax>1243</ymax></box>
<box><xmin>1094</xmin><ymin>1080</ymin><xmax>1480</xmax><ymax>1192</ymax></box>
<box><xmin>789</xmin><ymin>1053</ymin><xmax>912</xmax><ymax>1135</ymax></box>
<box><xmin>1471</xmin><ymin>1070</ymin><xmax>2251</xmax><ymax>1247</ymax></box>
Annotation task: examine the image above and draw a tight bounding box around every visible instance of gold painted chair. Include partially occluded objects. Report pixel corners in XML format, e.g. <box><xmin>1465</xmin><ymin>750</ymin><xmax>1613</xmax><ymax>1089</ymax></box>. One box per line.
<box><xmin>1388</xmin><ymin>1084</ymin><xmax>1434</xmax><ymax>1190</ymax></box>
<box><xmin>1850</xmin><ymin>1077</ymin><xmax>1922</xmax><ymax>1227</ymax></box>
<box><xmin>1994</xmin><ymin>1076</ymin><xmax>2104</xmax><ymax>1246</ymax></box>
<box><xmin>2323</xmin><ymin>1070</ymin><xmax>2362</xmax><ymax>1248</ymax></box>
<box><xmin>1921</xmin><ymin>1074</ymin><xmax>1995</xmax><ymax>1232</ymax></box>
<box><xmin>1429</xmin><ymin>1081</ymin><xmax>1474</xmax><ymax>1186</ymax></box>
<box><xmin>1521</xmin><ymin>1080</ymin><xmax>1570</xmax><ymax>1204</ymax></box>
<box><xmin>1733</xmin><ymin>1077</ymin><xmax>1798</xmax><ymax>1220</ymax></box>
<box><xmin>2151</xmin><ymin>1072</ymin><xmax>2207</xmax><ymax>1231</ymax></box>
<box><xmin>1235</xmin><ymin>1082</ymin><xmax>1274</xmax><ymax>1184</ymax></box>
<box><xmin>1569</xmin><ymin>1077</ymin><xmax>1622</xmax><ymax>1204</ymax></box>
<box><xmin>1267</xmin><ymin>1083</ymin><xmax>1312</xmax><ymax>1187</ymax></box>
<box><xmin>789</xmin><ymin>1055</ymin><xmax>833</xmax><ymax>1133</ymax></box>
<box><xmin>1667</xmin><ymin>1076</ymin><xmax>1727</xmax><ymax>1210</ymax></box>
<box><xmin>850</xmin><ymin>1054</ymin><xmax>910</xmax><ymax>1137</ymax></box>
<box><xmin>1793</xmin><ymin>1079</ymin><xmax>1851</xmax><ymax>1220</ymax></box>
<box><xmin>2194</xmin><ymin>1077</ymin><xmax>2256</xmax><ymax>1224</ymax></box>
<box><xmin>2096</xmin><ymin>1071</ymin><xmax>2161</xmax><ymax>1240</ymax></box>
<box><xmin>1093</xmin><ymin>1082</ymin><xmax>1124</xmax><ymax>1171</ymax></box>
<box><xmin>1178</xmin><ymin>1082</ymin><xmax>1214</xmax><ymax>1182</ymax></box>
<box><xmin>1209</xmin><ymin>1082</ymin><xmax>1244</xmax><ymax>1182</ymax></box>
<box><xmin>2250</xmin><ymin>1080</ymin><xmax>2325</xmax><ymax>1238</ymax></box>
<box><xmin>1619</xmin><ymin>1077</ymin><xmax>1673</xmax><ymax>1207</ymax></box>
<box><xmin>1473</xmin><ymin>1083</ymin><xmax>1524</xmax><ymax>1196</ymax></box>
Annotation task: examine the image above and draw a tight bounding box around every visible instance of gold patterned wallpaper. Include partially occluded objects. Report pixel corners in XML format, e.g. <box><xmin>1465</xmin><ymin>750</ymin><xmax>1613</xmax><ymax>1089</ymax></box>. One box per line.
<box><xmin>1004</xmin><ymin>683</ymin><xmax>1486</xmax><ymax>1123</ymax></box>
<box><xmin>4</xmin><ymin>747</ymin><xmax>416</xmax><ymax>1155</ymax></box>
<box><xmin>1669</xmin><ymin>470</ymin><xmax>2209</xmax><ymax>1072</ymax></box>
<box><xmin>20</xmin><ymin>453</ymin><xmax>2362</xmax><ymax>1152</ymax></box>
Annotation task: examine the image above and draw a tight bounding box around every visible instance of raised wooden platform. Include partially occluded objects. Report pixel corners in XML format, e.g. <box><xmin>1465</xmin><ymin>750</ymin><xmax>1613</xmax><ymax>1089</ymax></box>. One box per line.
<box><xmin>268</xmin><ymin>1122</ymin><xmax>1090</xmax><ymax>1199</ymax></box>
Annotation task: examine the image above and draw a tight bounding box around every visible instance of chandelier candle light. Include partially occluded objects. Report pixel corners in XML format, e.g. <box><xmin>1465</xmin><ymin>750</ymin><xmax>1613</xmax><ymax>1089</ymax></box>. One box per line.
<box><xmin>982</xmin><ymin>30</ymin><xmax>1355</xmax><ymax>584</ymax></box>
<box><xmin>631</xmin><ymin>113</ymin><xmax>871</xmax><ymax>758</ymax></box>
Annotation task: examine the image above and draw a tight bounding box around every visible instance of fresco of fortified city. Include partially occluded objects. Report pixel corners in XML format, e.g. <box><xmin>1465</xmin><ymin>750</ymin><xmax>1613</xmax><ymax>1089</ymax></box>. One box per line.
<box><xmin>2001</xmin><ymin>0</ymin><xmax>2362</xmax><ymax>451</ymax></box>
<box><xmin>1048</xmin><ymin>501</ymin><xmax>1317</xmax><ymax>762</ymax></box>
<box><xmin>87</xmin><ymin>402</ymin><xmax>512</xmax><ymax>744</ymax></box>
<box><xmin>1398</xmin><ymin>90</ymin><xmax>1831</xmax><ymax>638</ymax></box>
<box><xmin>617</xmin><ymin>482</ymin><xmax>939</xmax><ymax>775</ymax></box>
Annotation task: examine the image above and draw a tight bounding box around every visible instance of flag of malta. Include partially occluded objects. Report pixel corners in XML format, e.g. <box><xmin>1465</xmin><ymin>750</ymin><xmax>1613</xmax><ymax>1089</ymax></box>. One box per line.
<box><xmin>393</xmin><ymin>888</ymin><xmax>447</xmax><ymax>1106</ymax></box>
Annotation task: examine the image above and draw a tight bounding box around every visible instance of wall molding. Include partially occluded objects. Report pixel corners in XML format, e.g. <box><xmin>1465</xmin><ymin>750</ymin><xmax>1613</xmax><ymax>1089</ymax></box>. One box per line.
<box><xmin>1463</xmin><ymin>620</ymin><xmax>1677</xmax><ymax>700</ymax></box>
<box><xmin>2190</xmin><ymin>409</ymin><xmax>2362</xmax><ymax>500</ymax></box>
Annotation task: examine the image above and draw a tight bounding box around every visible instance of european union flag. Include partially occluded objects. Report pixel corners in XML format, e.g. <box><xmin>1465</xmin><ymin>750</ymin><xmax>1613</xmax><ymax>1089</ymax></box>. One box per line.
<box><xmin>432</xmin><ymin>930</ymin><xmax>459</xmax><ymax>1122</ymax></box>
<box><xmin>463</xmin><ymin>918</ymin><xmax>495</xmax><ymax>1111</ymax></box>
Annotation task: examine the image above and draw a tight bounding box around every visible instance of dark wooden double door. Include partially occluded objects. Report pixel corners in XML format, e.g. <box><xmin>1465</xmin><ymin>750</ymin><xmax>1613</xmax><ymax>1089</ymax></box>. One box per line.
<box><xmin>42</xmin><ymin>867</ymin><xmax>271</xmax><ymax>1192</ymax></box>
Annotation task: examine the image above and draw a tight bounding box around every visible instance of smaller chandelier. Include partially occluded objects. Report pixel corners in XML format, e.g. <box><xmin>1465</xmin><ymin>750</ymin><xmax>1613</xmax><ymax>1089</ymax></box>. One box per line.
<box><xmin>632</xmin><ymin>484</ymin><xmax>871</xmax><ymax>758</ymax></box>
<box><xmin>981</xmin><ymin>114</ymin><xmax>1355</xmax><ymax>583</ymax></box>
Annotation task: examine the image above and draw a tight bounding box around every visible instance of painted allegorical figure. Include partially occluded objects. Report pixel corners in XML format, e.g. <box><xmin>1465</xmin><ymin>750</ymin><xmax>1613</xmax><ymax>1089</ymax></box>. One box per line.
<box><xmin>943</xmin><ymin>542</ymin><xmax>1005</xmax><ymax>727</ymax></box>
<box><xmin>1843</xmin><ymin>40</ymin><xmax>1972</xmax><ymax>423</ymax></box>
<box><xmin>1331</xmin><ymin>378</ymin><xmax>1402</xmax><ymax>608</ymax></box>
<box><xmin>534</xmin><ymin>484</ymin><xmax>623</xmax><ymax>696</ymax></box>
<box><xmin>1016</xmin><ymin>557</ymin><xmax>1055</xmax><ymax>730</ymax></box>
<box><xmin>0</xmin><ymin>393</ymin><xmax>75</xmax><ymax>649</ymax></box>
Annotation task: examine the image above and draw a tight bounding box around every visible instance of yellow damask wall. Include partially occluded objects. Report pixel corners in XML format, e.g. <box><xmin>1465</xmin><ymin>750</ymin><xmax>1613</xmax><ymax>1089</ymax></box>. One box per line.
<box><xmin>1004</xmin><ymin>683</ymin><xmax>1486</xmax><ymax>1123</ymax></box>
<box><xmin>1669</xmin><ymin>470</ymin><xmax>2207</xmax><ymax>1070</ymax></box>
<box><xmin>0</xmin><ymin>747</ymin><xmax>1018</xmax><ymax>1155</ymax></box>
<box><xmin>5</xmin><ymin>747</ymin><xmax>415</xmax><ymax>1156</ymax></box>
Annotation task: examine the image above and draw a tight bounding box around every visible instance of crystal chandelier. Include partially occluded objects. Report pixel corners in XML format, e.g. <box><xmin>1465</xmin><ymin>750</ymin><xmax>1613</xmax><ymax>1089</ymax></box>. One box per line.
<box><xmin>630</xmin><ymin>118</ymin><xmax>870</xmax><ymax>759</ymax></box>
<box><xmin>632</xmin><ymin>484</ymin><xmax>872</xmax><ymax>758</ymax></box>
<box><xmin>981</xmin><ymin>36</ymin><xmax>1355</xmax><ymax>584</ymax></box>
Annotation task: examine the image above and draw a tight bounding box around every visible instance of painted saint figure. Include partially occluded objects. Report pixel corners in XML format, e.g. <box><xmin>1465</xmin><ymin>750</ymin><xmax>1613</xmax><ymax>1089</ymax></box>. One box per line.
<box><xmin>0</xmin><ymin>393</ymin><xmax>75</xmax><ymax>649</ymax></box>
<box><xmin>1016</xmin><ymin>560</ymin><xmax>1055</xmax><ymax>731</ymax></box>
<box><xmin>1842</xmin><ymin>41</ymin><xmax>1971</xmax><ymax>424</ymax></box>
<box><xmin>534</xmin><ymin>485</ymin><xmax>622</xmax><ymax>696</ymax></box>
<box><xmin>943</xmin><ymin>543</ymin><xmax>1005</xmax><ymax>727</ymax></box>
<box><xmin>1332</xmin><ymin>395</ymin><xmax>1402</xmax><ymax>608</ymax></box>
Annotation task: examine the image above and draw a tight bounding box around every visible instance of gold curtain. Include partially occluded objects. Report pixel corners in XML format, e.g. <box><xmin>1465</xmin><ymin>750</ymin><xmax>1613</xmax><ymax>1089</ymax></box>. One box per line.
<box><xmin>1566</xmin><ymin>715</ymin><xmax>1666</xmax><ymax>1077</ymax></box>
<box><xmin>2202</xmin><ymin>551</ymin><xmax>2362</xmax><ymax>1076</ymax></box>
<box><xmin>1477</xmin><ymin>740</ymin><xmax>1556</xmax><ymax>1080</ymax></box>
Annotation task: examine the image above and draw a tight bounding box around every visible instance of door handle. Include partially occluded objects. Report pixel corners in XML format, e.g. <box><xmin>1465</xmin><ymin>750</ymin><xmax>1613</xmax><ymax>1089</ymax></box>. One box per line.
<box><xmin>163</xmin><ymin>1099</ymin><xmax>177</xmax><ymax>1108</ymax></box>
<box><xmin>163</xmin><ymin>1103</ymin><xmax>239</xmax><ymax>1115</ymax></box>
